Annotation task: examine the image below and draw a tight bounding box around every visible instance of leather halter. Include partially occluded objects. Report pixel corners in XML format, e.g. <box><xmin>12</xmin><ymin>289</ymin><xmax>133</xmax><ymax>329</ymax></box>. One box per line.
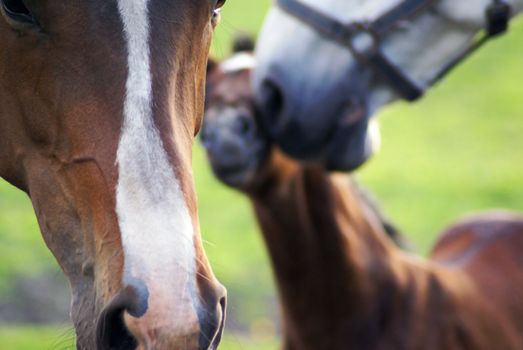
<box><xmin>276</xmin><ymin>0</ymin><xmax>511</xmax><ymax>101</ymax></box>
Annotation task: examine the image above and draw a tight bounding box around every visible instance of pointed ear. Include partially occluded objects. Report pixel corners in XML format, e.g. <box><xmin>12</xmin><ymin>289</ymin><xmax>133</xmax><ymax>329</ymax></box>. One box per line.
<box><xmin>232</xmin><ymin>34</ymin><xmax>255</xmax><ymax>53</ymax></box>
<box><xmin>205</xmin><ymin>57</ymin><xmax>219</xmax><ymax>108</ymax></box>
<box><xmin>207</xmin><ymin>57</ymin><xmax>218</xmax><ymax>77</ymax></box>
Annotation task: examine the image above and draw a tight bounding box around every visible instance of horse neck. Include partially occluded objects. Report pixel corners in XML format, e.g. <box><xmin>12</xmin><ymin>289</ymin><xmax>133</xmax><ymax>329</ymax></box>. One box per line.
<box><xmin>247</xmin><ymin>151</ymin><xmax>402</xmax><ymax>346</ymax></box>
<box><xmin>369</xmin><ymin>0</ymin><xmax>523</xmax><ymax>113</ymax></box>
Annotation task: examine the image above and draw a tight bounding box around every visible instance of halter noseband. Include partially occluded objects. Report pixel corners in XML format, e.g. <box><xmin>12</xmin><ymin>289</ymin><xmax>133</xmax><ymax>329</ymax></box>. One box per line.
<box><xmin>276</xmin><ymin>0</ymin><xmax>511</xmax><ymax>101</ymax></box>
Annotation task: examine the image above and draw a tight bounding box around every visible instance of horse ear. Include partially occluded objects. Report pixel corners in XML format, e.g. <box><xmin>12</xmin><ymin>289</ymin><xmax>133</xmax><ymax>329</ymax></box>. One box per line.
<box><xmin>207</xmin><ymin>57</ymin><xmax>218</xmax><ymax>77</ymax></box>
<box><xmin>205</xmin><ymin>57</ymin><xmax>219</xmax><ymax>107</ymax></box>
<box><xmin>232</xmin><ymin>34</ymin><xmax>255</xmax><ymax>53</ymax></box>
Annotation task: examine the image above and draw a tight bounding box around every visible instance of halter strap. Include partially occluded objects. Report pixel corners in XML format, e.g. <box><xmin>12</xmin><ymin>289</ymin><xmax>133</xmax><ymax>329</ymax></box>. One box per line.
<box><xmin>276</xmin><ymin>0</ymin><xmax>511</xmax><ymax>101</ymax></box>
<box><xmin>372</xmin><ymin>0</ymin><xmax>441</xmax><ymax>37</ymax></box>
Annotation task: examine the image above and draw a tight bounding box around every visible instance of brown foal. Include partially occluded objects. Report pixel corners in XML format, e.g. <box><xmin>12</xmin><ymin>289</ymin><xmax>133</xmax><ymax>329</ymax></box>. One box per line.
<box><xmin>0</xmin><ymin>1</ymin><xmax>227</xmax><ymax>349</ymax></box>
<box><xmin>202</xmin><ymin>47</ymin><xmax>523</xmax><ymax>350</ymax></box>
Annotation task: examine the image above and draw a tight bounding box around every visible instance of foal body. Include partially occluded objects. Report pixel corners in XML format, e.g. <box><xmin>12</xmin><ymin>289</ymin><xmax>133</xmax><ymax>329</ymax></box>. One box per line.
<box><xmin>248</xmin><ymin>157</ymin><xmax>523</xmax><ymax>350</ymax></box>
<box><xmin>204</xmin><ymin>52</ymin><xmax>523</xmax><ymax>349</ymax></box>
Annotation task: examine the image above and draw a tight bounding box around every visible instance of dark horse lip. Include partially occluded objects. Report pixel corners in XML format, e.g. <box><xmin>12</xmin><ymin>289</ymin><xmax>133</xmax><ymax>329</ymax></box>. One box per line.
<box><xmin>323</xmin><ymin>102</ymin><xmax>372</xmax><ymax>172</ymax></box>
<box><xmin>206</xmin><ymin>139</ymin><xmax>269</xmax><ymax>179</ymax></box>
<box><xmin>211</xmin><ymin>150</ymin><xmax>262</xmax><ymax>178</ymax></box>
<box><xmin>213</xmin><ymin>161</ymin><xmax>253</xmax><ymax>177</ymax></box>
<box><xmin>265</xmin><ymin>100</ymin><xmax>369</xmax><ymax>171</ymax></box>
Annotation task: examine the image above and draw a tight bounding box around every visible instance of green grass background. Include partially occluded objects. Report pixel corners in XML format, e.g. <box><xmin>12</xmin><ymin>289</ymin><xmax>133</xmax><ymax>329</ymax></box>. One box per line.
<box><xmin>1</xmin><ymin>1</ymin><xmax>523</xmax><ymax>348</ymax></box>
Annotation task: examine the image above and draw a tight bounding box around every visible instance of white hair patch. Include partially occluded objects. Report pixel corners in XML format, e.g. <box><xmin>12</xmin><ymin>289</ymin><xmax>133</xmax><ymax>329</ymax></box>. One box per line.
<box><xmin>220</xmin><ymin>52</ymin><xmax>256</xmax><ymax>73</ymax></box>
<box><xmin>116</xmin><ymin>0</ymin><xmax>199</xmax><ymax>319</ymax></box>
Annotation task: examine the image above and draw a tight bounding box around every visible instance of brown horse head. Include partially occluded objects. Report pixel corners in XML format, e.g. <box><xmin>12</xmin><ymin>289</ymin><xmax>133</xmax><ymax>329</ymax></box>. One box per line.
<box><xmin>203</xmin><ymin>39</ymin><xmax>271</xmax><ymax>190</ymax></box>
<box><xmin>0</xmin><ymin>0</ymin><xmax>226</xmax><ymax>349</ymax></box>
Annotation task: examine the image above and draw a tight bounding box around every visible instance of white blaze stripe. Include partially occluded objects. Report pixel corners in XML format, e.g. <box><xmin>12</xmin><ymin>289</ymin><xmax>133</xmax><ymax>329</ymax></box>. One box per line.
<box><xmin>116</xmin><ymin>0</ymin><xmax>197</xmax><ymax>312</ymax></box>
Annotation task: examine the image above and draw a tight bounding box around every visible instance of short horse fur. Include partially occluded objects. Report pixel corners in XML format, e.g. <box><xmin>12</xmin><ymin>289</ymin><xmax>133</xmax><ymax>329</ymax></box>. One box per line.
<box><xmin>0</xmin><ymin>1</ymin><xmax>227</xmax><ymax>349</ymax></box>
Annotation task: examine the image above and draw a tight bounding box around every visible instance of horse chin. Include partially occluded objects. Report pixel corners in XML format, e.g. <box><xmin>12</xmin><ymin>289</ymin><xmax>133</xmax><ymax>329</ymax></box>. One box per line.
<box><xmin>206</xmin><ymin>136</ymin><xmax>269</xmax><ymax>190</ymax></box>
<box><xmin>323</xmin><ymin>112</ymin><xmax>379</xmax><ymax>172</ymax></box>
<box><xmin>268</xmin><ymin>101</ymin><xmax>375</xmax><ymax>172</ymax></box>
<box><xmin>324</xmin><ymin>139</ymin><xmax>374</xmax><ymax>172</ymax></box>
<box><xmin>211</xmin><ymin>159</ymin><xmax>260</xmax><ymax>189</ymax></box>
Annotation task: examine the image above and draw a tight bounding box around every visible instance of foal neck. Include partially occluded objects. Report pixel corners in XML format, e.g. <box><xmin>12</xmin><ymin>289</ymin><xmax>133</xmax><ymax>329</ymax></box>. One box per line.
<box><xmin>248</xmin><ymin>152</ymin><xmax>402</xmax><ymax>347</ymax></box>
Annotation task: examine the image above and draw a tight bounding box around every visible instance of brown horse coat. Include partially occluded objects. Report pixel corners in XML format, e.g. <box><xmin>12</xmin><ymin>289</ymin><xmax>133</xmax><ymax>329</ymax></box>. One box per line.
<box><xmin>248</xmin><ymin>154</ymin><xmax>523</xmax><ymax>350</ymax></box>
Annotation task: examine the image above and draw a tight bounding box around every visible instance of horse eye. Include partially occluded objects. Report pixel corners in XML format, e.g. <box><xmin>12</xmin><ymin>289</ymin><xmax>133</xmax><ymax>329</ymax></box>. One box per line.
<box><xmin>211</xmin><ymin>0</ymin><xmax>225</xmax><ymax>26</ymax></box>
<box><xmin>1</xmin><ymin>0</ymin><xmax>36</xmax><ymax>25</ymax></box>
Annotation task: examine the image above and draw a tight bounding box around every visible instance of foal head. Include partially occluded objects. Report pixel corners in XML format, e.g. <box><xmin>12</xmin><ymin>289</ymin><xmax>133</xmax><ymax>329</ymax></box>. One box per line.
<box><xmin>253</xmin><ymin>0</ymin><xmax>512</xmax><ymax>170</ymax></box>
<box><xmin>0</xmin><ymin>0</ymin><xmax>226</xmax><ymax>348</ymax></box>
<box><xmin>202</xmin><ymin>40</ymin><xmax>270</xmax><ymax>189</ymax></box>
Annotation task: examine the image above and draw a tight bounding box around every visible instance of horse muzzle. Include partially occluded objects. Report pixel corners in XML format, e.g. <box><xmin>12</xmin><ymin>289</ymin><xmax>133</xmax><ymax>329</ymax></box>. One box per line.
<box><xmin>202</xmin><ymin>106</ymin><xmax>269</xmax><ymax>187</ymax></box>
<box><xmin>96</xmin><ymin>282</ymin><xmax>227</xmax><ymax>350</ymax></box>
<box><xmin>257</xmin><ymin>79</ymin><xmax>376</xmax><ymax>171</ymax></box>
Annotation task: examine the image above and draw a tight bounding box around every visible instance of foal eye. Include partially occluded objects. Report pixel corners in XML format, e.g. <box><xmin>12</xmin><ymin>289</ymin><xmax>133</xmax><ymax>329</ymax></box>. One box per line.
<box><xmin>1</xmin><ymin>0</ymin><xmax>36</xmax><ymax>26</ymax></box>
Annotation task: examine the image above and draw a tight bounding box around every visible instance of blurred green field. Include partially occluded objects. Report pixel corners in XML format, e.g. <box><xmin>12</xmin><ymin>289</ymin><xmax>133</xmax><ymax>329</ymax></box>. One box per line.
<box><xmin>1</xmin><ymin>1</ymin><xmax>523</xmax><ymax>349</ymax></box>
<box><xmin>0</xmin><ymin>325</ymin><xmax>278</xmax><ymax>350</ymax></box>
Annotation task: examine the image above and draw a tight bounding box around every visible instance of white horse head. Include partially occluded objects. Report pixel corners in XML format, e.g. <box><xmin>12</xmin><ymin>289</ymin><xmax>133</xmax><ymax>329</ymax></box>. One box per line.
<box><xmin>253</xmin><ymin>0</ymin><xmax>521</xmax><ymax>170</ymax></box>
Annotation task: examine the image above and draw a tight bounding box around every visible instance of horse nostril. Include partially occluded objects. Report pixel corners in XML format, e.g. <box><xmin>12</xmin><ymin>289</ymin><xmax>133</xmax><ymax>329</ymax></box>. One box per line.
<box><xmin>199</xmin><ymin>294</ymin><xmax>227</xmax><ymax>350</ymax></box>
<box><xmin>236</xmin><ymin>114</ymin><xmax>258</xmax><ymax>139</ymax></box>
<box><xmin>260</xmin><ymin>79</ymin><xmax>285</xmax><ymax>136</ymax></box>
<box><xmin>96</xmin><ymin>302</ymin><xmax>137</xmax><ymax>350</ymax></box>
<box><xmin>96</xmin><ymin>285</ymin><xmax>147</xmax><ymax>350</ymax></box>
<box><xmin>213</xmin><ymin>296</ymin><xmax>227</xmax><ymax>348</ymax></box>
<box><xmin>237</xmin><ymin>115</ymin><xmax>250</xmax><ymax>134</ymax></box>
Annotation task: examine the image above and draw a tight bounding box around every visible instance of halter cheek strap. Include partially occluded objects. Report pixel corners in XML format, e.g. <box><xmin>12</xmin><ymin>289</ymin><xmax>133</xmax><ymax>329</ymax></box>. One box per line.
<box><xmin>276</xmin><ymin>0</ymin><xmax>512</xmax><ymax>102</ymax></box>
